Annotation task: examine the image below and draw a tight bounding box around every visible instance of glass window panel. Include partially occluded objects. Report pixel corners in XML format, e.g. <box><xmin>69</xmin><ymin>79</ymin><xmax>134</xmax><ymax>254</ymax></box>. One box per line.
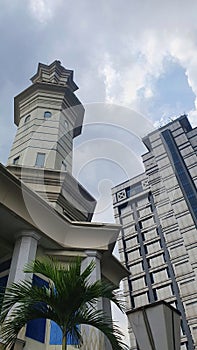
<box><xmin>35</xmin><ymin>153</ymin><xmax>45</xmax><ymax>168</ymax></box>
<box><xmin>44</xmin><ymin>111</ymin><xmax>52</xmax><ymax>118</ymax></box>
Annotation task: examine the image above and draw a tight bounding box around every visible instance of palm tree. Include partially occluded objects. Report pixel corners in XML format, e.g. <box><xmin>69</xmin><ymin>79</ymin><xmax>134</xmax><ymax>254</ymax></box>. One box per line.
<box><xmin>0</xmin><ymin>257</ymin><xmax>128</xmax><ymax>350</ymax></box>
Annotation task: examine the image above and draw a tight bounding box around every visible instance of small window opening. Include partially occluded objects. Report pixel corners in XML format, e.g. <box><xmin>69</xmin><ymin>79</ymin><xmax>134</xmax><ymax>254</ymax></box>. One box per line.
<box><xmin>62</xmin><ymin>160</ymin><xmax>67</xmax><ymax>171</ymax></box>
<box><xmin>44</xmin><ymin>111</ymin><xmax>52</xmax><ymax>118</ymax></box>
<box><xmin>24</xmin><ymin>115</ymin><xmax>31</xmax><ymax>123</ymax></box>
<box><xmin>35</xmin><ymin>153</ymin><xmax>45</xmax><ymax>168</ymax></box>
<box><xmin>13</xmin><ymin>156</ymin><xmax>20</xmax><ymax>165</ymax></box>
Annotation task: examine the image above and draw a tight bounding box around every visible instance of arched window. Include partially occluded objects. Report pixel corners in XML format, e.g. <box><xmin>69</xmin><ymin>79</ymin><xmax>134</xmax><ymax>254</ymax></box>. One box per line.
<box><xmin>24</xmin><ymin>115</ymin><xmax>31</xmax><ymax>123</ymax></box>
<box><xmin>13</xmin><ymin>156</ymin><xmax>20</xmax><ymax>165</ymax></box>
<box><xmin>44</xmin><ymin>111</ymin><xmax>52</xmax><ymax>118</ymax></box>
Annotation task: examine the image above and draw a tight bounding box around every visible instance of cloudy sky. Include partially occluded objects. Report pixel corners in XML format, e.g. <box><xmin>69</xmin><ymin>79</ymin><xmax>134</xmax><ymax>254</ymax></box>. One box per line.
<box><xmin>1</xmin><ymin>0</ymin><xmax>197</xmax><ymax>343</ymax></box>
<box><xmin>1</xmin><ymin>1</ymin><xmax>197</xmax><ymax>219</ymax></box>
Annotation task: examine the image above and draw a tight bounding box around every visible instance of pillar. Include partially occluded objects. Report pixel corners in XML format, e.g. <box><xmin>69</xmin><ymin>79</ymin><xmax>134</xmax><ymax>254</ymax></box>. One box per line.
<box><xmin>7</xmin><ymin>230</ymin><xmax>40</xmax><ymax>350</ymax></box>
<box><xmin>81</xmin><ymin>251</ymin><xmax>106</xmax><ymax>349</ymax></box>
<box><xmin>8</xmin><ymin>230</ymin><xmax>40</xmax><ymax>285</ymax></box>
<box><xmin>103</xmin><ymin>297</ymin><xmax>113</xmax><ymax>350</ymax></box>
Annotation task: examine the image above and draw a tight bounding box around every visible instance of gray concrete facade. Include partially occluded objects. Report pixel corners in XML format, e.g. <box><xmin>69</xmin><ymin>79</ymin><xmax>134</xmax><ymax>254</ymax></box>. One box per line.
<box><xmin>112</xmin><ymin>115</ymin><xmax>197</xmax><ymax>350</ymax></box>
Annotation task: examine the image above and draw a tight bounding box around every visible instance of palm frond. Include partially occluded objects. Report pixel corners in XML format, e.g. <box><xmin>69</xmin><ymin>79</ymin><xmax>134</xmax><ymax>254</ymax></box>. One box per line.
<box><xmin>0</xmin><ymin>257</ymin><xmax>128</xmax><ymax>350</ymax></box>
<box><xmin>71</xmin><ymin>308</ymin><xmax>129</xmax><ymax>350</ymax></box>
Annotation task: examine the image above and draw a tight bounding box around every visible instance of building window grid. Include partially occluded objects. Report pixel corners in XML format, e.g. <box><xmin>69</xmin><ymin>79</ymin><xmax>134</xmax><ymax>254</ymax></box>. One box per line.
<box><xmin>162</xmin><ymin>129</ymin><xmax>197</xmax><ymax>225</ymax></box>
<box><xmin>114</xmin><ymin>137</ymin><xmax>196</xmax><ymax>349</ymax></box>
<box><xmin>115</xmin><ymin>157</ymin><xmax>194</xmax><ymax>350</ymax></box>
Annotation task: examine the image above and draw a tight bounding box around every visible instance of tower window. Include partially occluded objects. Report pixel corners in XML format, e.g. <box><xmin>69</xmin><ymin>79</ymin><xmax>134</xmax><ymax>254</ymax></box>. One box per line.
<box><xmin>44</xmin><ymin>111</ymin><xmax>52</xmax><ymax>118</ymax></box>
<box><xmin>13</xmin><ymin>156</ymin><xmax>20</xmax><ymax>165</ymax></box>
<box><xmin>24</xmin><ymin>115</ymin><xmax>31</xmax><ymax>123</ymax></box>
<box><xmin>35</xmin><ymin>153</ymin><xmax>45</xmax><ymax>168</ymax></box>
<box><xmin>62</xmin><ymin>160</ymin><xmax>67</xmax><ymax>171</ymax></box>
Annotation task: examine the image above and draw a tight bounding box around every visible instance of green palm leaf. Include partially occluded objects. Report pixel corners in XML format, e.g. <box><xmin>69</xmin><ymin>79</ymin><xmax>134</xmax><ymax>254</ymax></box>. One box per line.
<box><xmin>0</xmin><ymin>257</ymin><xmax>128</xmax><ymax>350</ymax></box>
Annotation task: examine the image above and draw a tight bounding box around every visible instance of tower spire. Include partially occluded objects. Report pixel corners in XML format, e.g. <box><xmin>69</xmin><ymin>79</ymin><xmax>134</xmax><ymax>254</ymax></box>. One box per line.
<box><xmin>30</xmin><ymin>60</ymin><xmax>78</xmax><ymax>91</ymax></box>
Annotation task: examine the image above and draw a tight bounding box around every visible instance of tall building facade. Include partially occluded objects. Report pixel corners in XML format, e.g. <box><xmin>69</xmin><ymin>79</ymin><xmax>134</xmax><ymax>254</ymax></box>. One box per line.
<box><xmin>112</xmin><ymin>115</ymin><xmax>197</xmax><ymax>350</ymax></box>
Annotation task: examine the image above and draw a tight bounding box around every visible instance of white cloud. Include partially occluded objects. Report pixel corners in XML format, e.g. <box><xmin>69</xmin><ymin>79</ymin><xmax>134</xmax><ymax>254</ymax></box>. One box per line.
<box><xmin>29</xmin><ymin>0</ymin><xmax>62</xmax><ymax>24</ymax></box>
<box><xmin>99</xmin><ymin>55</ymin><xmax>120</xmax><ymax>104</ymax></box>
<box><xmin>92</xmin><ymin>2</ymin><xmax>197</xmax><ymax>122</ymax></box>
<box><xmin>188</xmin><ymin>110</ymin><xmax>197</xmax><ymax>127</ymax></box>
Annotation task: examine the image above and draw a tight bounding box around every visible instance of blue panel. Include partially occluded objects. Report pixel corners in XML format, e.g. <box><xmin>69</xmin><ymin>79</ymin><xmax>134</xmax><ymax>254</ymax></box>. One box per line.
<box><xmin>50</xmin><ymin>321</ymin><xmax>62</xmax><ymax>345</ymax></box>
<box><xmin>67</xmin><ymin>331</ymin><xmax>79</xmax><ymax>345</ymax></box>
<box><xmin>25</xmin><ymin>275</ymin><xmax>48</xmax><ymax>343</ymax></box>
<box><xmin>50</xmin><ymin>321</ymin><xmax>80</xmax><ymax>345</ymax></box>
<box><xmin>26</xmin><ymin>318</ymin><xmax>46</xmax><ymax>343</ymax></box>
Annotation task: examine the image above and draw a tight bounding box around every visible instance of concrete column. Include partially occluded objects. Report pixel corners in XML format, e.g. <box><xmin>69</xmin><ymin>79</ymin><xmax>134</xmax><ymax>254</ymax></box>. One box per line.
<box><xmin>8</xmin><ymin>230</ymin><xmax>40</xmax><ymax>285</ymax></box>
<box><xmin>7</xmin><ymin>230</ymin><xmax>40</xmax><ymax>350</ymax></box>
<box><xmin>81</xmin><ymin>251</ymin><xmax>106</xmax><ymax>350</ymax></box>
<box><xmin>82</xmin><ymin>250</ymin><xmax>102</xmax><ymax>283</ymax></box>
<box><xmin>103</xmin><ymin>298</ymin><xmax>113</xmax><ymax>350</ymax></box>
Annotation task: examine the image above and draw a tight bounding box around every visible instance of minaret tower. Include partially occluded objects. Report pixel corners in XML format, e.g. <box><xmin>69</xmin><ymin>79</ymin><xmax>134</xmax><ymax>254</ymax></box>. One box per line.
<box><xmin>7</xmin><ymin>61</ymin><xmax>96</xmax><ymax>221</ymax></box>
<box><xmin>7</xmin><ymin>60</ymin><xmax>84</xmax><ymax>173</ymax></box>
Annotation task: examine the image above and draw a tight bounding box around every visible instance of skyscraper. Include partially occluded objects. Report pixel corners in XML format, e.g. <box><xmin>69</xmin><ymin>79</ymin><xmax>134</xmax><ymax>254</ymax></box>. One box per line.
<box><xmin>112</xmin><ymin>115</ymin><xmax>197</xmax><ymax>350</ymax></box>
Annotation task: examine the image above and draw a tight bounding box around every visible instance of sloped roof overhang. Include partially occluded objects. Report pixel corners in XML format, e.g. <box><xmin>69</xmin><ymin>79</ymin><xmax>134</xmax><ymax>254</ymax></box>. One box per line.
<box><xmin>0</xmin><ymin>164</ymin><xmax>120</xmax><ymax>252</ymax></box>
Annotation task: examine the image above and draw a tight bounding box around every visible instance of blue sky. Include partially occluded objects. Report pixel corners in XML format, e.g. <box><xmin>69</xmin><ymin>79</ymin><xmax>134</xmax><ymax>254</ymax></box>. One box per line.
<box><xmin>149</xmin><ymin>59</ymin><xmax>196</xmax><ymax>121</ymax></box>
<box><xmin>1</xmin><ymin>0</ymin><xmax>197</xmax><ymax>343</ymax></box>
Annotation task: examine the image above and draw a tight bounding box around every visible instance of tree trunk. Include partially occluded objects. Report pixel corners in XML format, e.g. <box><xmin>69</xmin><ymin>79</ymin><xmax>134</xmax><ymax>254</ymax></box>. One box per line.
<box><xmin>62</xmin><ymin>334</ymin><xmax>67</xmax><ymax>350</ymax></box>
